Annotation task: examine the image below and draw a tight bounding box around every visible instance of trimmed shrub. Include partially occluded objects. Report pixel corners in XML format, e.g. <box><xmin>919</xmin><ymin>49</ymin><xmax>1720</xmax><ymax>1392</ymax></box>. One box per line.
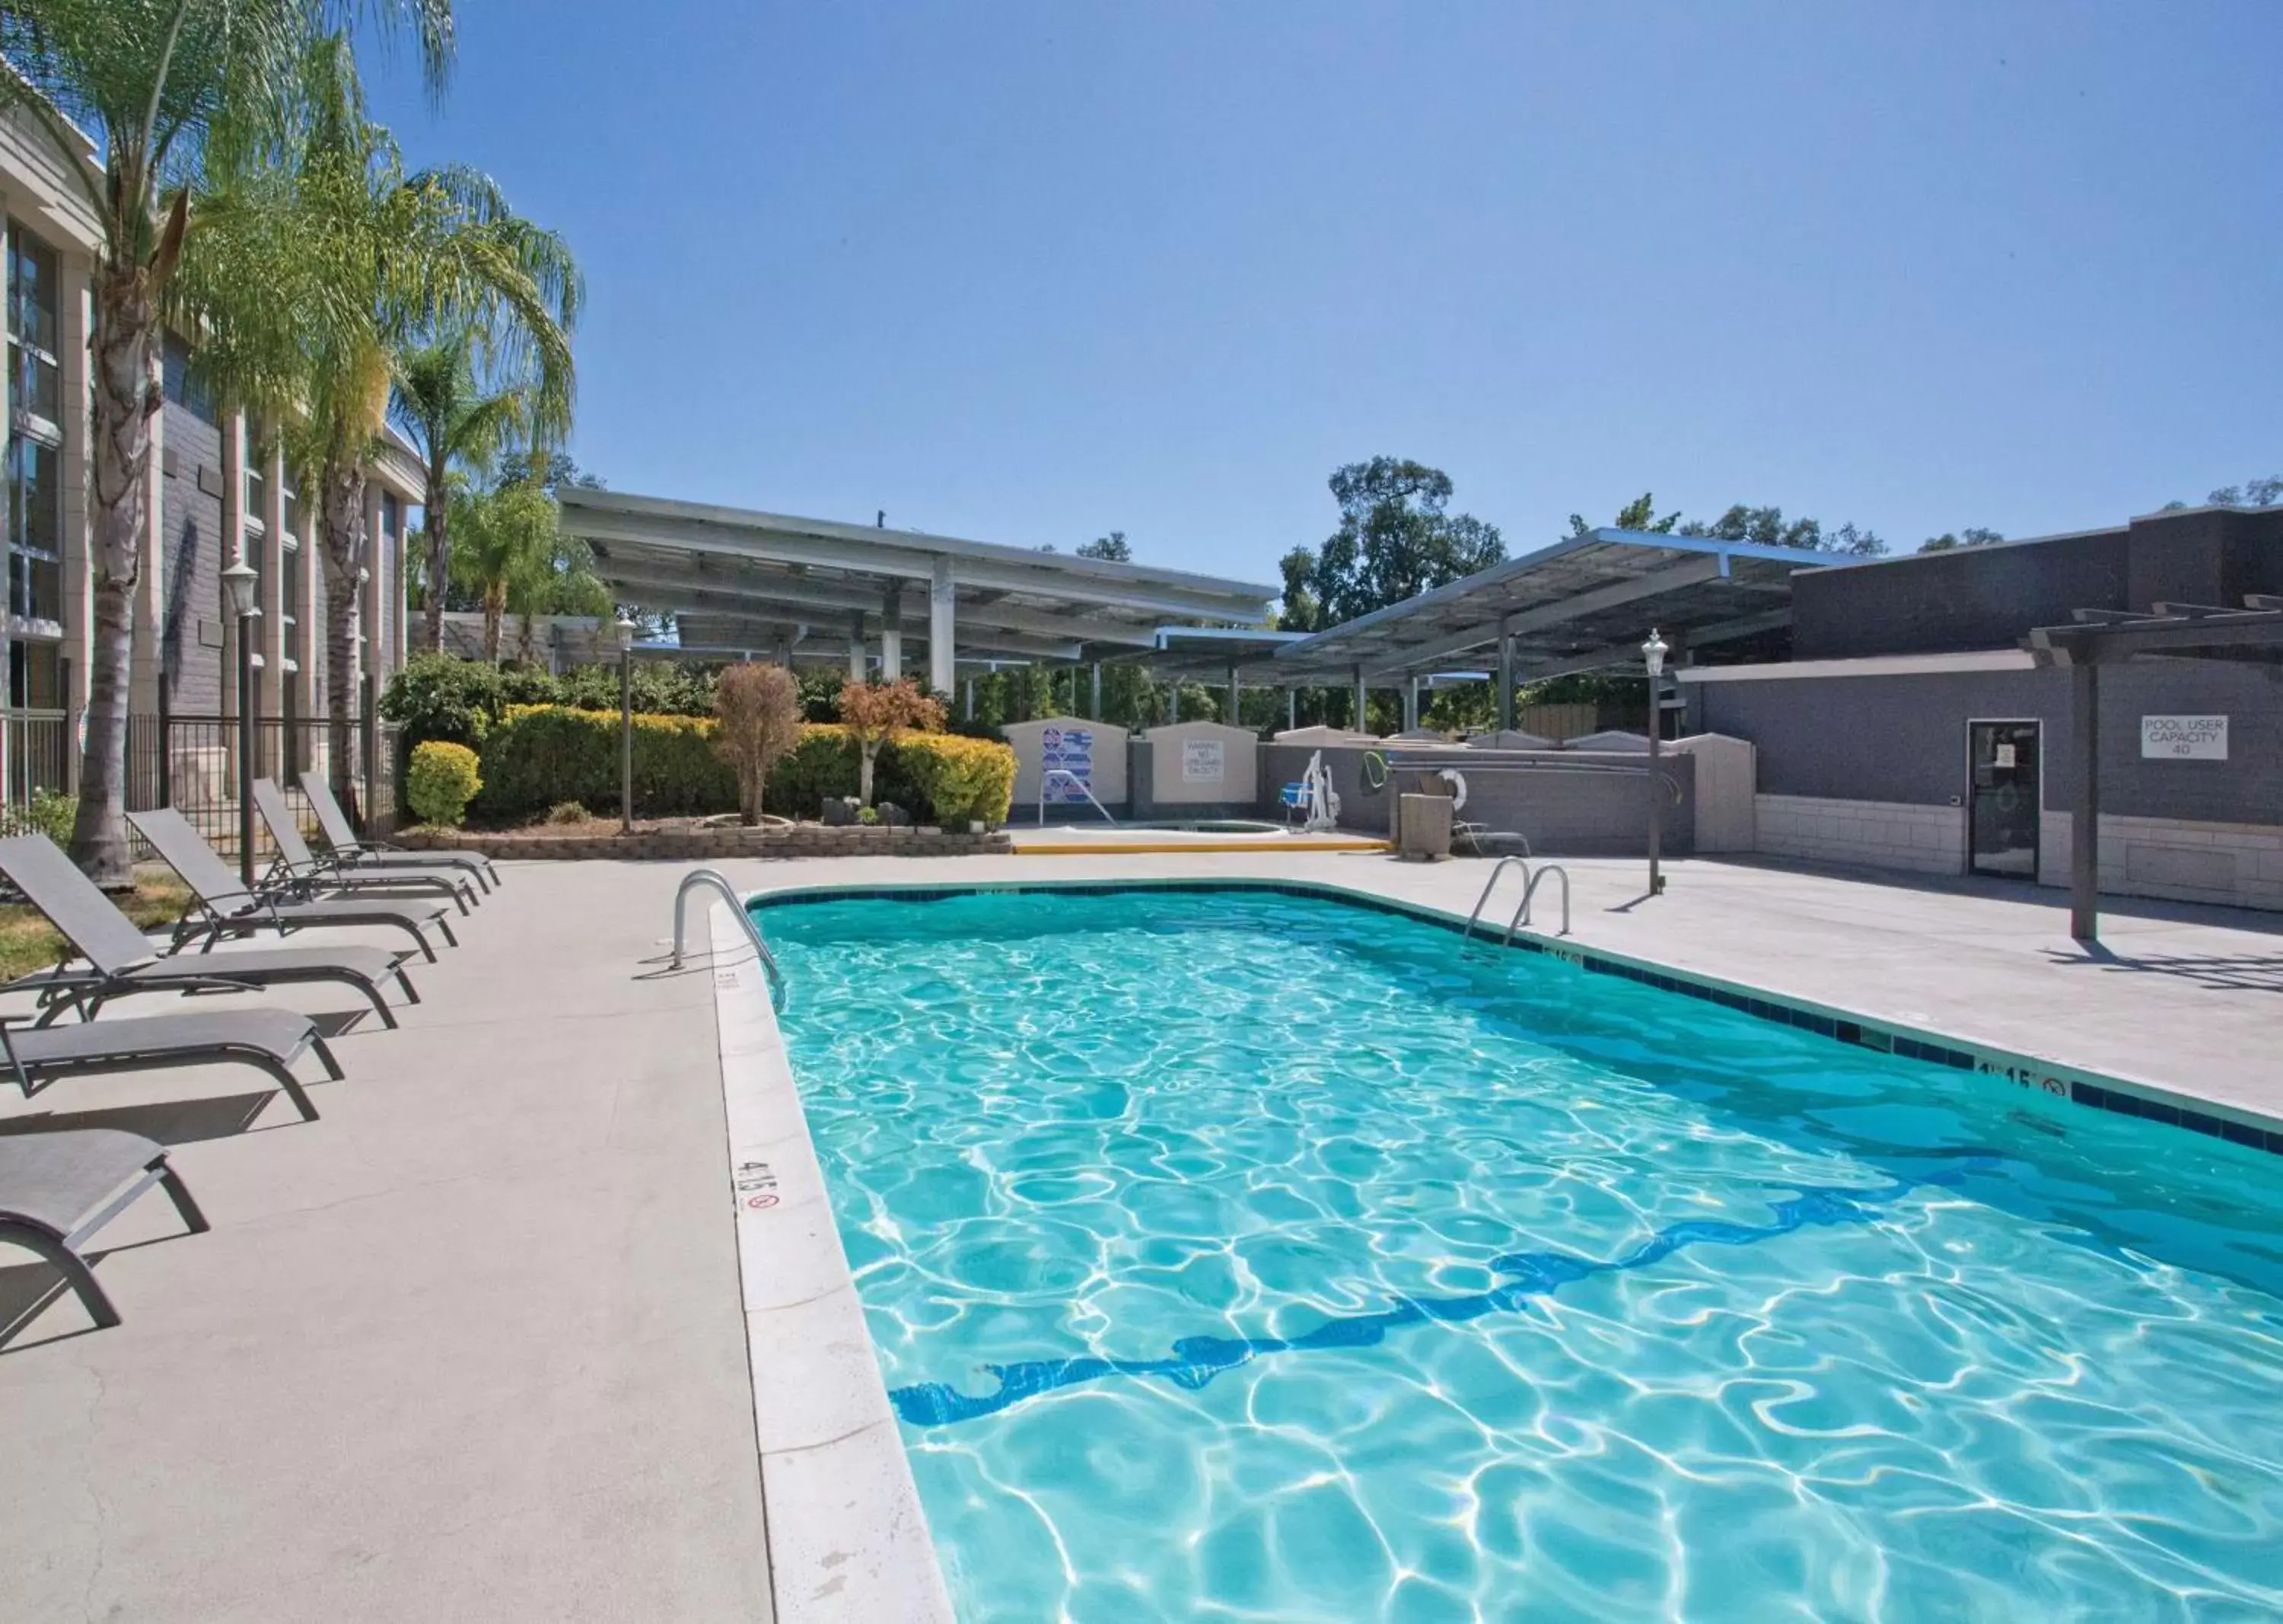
<box><xmin>382</xmin><ymin>652</ymin><xmax>505</xmax><ymax>750</ymax></box>
<box><xmin>714</xmin><ymin>664</ymin><xmax>804</xmax><ymax>823</ymax></box>
<box><xmin>407</xmin><ymin>741</ymin><xmax>483</xmax><ymax>827</ymax></box>
<box><xmin>0</xmin><ymin>787</ymin><xmax>77</xmax><ymax>845</ymax></box>
<box><xmin>546</xmin><ymin>800</ymin><xmax>587</xmax><ymax>824</ymax></box>
<box><xmin>895</xmin><ymin>734</ymin><xmax>1015</xmax><ymax>826</ymax></box>
<box><xmin>475</xmin><ymin>705</ymin><xmax>735</xmax><ymax>820</ymax></box>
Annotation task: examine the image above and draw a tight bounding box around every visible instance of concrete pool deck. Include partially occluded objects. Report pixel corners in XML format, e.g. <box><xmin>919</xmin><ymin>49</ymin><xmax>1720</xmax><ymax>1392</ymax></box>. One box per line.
<box><xmin>2</xmin><ymin>849</ymin><xmax>2278</xmax><ymax>1618</ymax></box>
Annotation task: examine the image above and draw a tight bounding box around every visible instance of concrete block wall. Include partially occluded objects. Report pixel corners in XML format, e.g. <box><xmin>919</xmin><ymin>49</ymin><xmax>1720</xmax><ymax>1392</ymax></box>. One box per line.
<box><xmin>1754</xmin><ymin>794</ymin><xmax>1965</xmax><ymax>874</ymax></box>
<box><xmin>2039</xmin><ymin>810</ymin><xmax>2283</xmax><ymax>912</ymax></box>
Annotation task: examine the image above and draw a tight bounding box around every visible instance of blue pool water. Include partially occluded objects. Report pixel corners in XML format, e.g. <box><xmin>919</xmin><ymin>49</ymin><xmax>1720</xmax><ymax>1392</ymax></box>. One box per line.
<box><xmin>762</xmin><ymin>887</ymin><xmax>2283</xmax><ymax>1621</ymax></box>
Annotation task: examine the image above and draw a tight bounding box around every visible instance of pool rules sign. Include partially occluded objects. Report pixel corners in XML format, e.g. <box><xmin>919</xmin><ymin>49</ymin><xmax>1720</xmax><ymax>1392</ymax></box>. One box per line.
<box><xmin>2141</xmin><ymin>715</ymin><xmax>2227</xmax><ymax>759</ymax></box>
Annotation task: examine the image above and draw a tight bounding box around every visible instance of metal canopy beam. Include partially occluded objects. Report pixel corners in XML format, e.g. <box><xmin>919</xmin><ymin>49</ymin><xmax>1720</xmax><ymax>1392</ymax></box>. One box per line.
<box><xmin>601</xmin><ymin>564</ymin><xmax>1162</xmax><ymax>648</ymax></box>
<box><xmin>1356</xmin><ymin>556</ymin><xmax>1726</xmax><ymax>677</ymax></box>
<box><xmin>567</xmin><ymin>505</ymin><xmax>1272</xmax><ymax>621</ymax></box>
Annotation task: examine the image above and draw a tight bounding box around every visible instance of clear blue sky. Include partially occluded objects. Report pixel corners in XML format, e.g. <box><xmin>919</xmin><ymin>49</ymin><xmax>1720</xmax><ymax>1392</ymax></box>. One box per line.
<box><xmin>368</xmin><ymin>2</ymin><xmax>2283</xmax><ymax>588</ymax></box>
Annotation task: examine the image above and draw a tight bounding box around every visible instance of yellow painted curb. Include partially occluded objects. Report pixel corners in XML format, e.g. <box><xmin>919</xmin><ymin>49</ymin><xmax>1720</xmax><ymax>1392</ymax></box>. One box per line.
<box><xmin>1010</xmin><ymin>839</ymin><xmax>1393</xmax><ymax>855</ymax></box>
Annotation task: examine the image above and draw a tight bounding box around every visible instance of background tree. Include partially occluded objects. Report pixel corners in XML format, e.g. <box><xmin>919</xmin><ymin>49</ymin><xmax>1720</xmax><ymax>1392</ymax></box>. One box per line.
<box><xmin>1569</xmin><ymin>492</ymin><xmax>1887</xmax><ymax>556</ymax></box>
<box><xmin>0</xmin><ymin>0</ymin><xmax>452</xmax><ymax>882</ymax></box>
<box><xmin>1278</xmin><ymin>458</ymin><xmax>1504</xmax><ymax>632</ymax></box>
<box><xmin>393</xmin><ymin>335</ymin><xmax>575</xmax><ymax>651</ymax></box>
<box><xmin>1918</xmin><ymin>527</ymin><xmax>2005</xmax><ymax>553</ymax></box>
<box><xmin>1076</xmin><ymin>530</ymin><xmax>1131</xmax><ymax>562</ymax></box>
<box><xmin>837</xmin><ymin>680</ymin><xmax>944</xmax><ymax>805</ymax></box>
<box><xmin>2202</xmin><ymin>476</ymin><xmax>2283</xmax><ymax>508</ymax></box>
<box><xmin>712</xmin><ymin>664</ymin><xmax>802</xmax><ymax>824</ymax></box>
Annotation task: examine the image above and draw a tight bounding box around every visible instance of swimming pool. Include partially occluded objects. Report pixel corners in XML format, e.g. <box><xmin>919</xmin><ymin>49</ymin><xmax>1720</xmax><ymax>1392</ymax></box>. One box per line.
<box><xmin>760</xmin><ymin>887</ymin><xmax>2283</xmax><ymax>1620</ymax></box>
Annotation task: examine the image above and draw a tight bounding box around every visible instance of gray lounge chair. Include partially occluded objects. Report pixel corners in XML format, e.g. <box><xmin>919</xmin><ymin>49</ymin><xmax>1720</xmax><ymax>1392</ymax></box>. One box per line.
<box><xmin>251</xmin><ymin>779</ymin><xmax>478</xmax><ymax>915</ymax></box>
<box><xmin>130</xmin><ymin>807</ymin><xmax>456</xmax><ymax>962</ymax></box>
<box><xmin>301</xmin><ymin>773</ymin><xmax>497</xmax><ymax>892</ymax></box>
<box><xmin>0</xmin><ymin>1128</ymin><xmax>207</xmax><ymax>1331</ymax></box>
<box><xmin>0</xmin><ymin>835</ymin><xmax>418</xmax><ymax>1029</ymax></box>
<box><xmin>0</xmin><ymin>1006</ymin><xmax>340</xmax><ymax>1122</ymax></box>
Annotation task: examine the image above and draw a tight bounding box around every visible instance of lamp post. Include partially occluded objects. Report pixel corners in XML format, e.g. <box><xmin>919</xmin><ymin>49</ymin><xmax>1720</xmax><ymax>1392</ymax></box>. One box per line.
<box><xmin>616</xmin><ymin>612</ymin><xmax>637</xmax><ymax>833</ymax></box>
<box><xmin>1642</xmin><ymin>628</ymin><xmax>1668</xmax><ymax>896</ymax></box>
<box><xmin>222</xmin><ymin>556</ymin><xmax>263</xmax><ymax>887</ymax></box>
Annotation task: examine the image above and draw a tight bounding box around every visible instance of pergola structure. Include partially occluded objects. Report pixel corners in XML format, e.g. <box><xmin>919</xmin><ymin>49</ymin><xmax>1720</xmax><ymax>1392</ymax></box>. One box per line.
<box><xmin>559</xmin><ymin>489</ymin><xmax>1278</xmax><ymax>692</ymax></box>
<box><xmin>1270</xmin><ymin>528</ymin><xmax>1825</xmax><ymax>730</ymax></box>
<box><xmin>2026</xmin><ymin>597</ymin><xmax>2283</xmax><ymax>942</ymax></box>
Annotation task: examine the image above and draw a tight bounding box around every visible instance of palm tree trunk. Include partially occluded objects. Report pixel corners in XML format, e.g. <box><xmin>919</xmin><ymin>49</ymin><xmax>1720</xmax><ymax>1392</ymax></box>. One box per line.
<box><xmin>482</xmin><ymin>589</ymin><xmax>503</xmax><ymax>664</ymax></box>
<box><xmin>422</xmin><ymin>459</ymin><xmax>448</xmax><ymax>652</ymax></box>
<box><xmin>68</xmin><ymin>263</ymin><xmax>158</xmax><ymax>887</ymax></box>
<box><xmin>318</xmin><ymin>461</ymin><xmax>368</xmax><ymax>820</ymax></box>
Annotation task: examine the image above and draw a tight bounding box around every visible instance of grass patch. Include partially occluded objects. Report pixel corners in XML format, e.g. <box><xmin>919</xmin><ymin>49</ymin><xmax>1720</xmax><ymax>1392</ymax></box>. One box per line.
<box><xmin>0</xmin><ymin>865</ymin><xmax>195</xmax><ymax>984</ymax></box>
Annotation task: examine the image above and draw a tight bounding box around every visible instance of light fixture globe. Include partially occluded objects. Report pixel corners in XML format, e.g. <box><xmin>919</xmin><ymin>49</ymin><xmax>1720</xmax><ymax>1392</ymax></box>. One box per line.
<box><xmin>615</xmin><ymin>611</ymin><xmax>638</xmax><ymax>653</ymax></box>
<box><xmin>1641</xmin><ymin>627</ymin><xmax>1668</xmax><ymax>680</ymax></box>
<box><xmin>221</xmin><ymin>556</ymin><xmax>260</xmax><ymax>619</ymax></box>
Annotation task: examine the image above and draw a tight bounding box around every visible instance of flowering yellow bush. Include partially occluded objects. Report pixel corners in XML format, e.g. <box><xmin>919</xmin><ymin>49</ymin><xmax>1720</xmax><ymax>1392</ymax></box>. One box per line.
<box><xmin>406</xmin><ymin>740</ymin><xmax>482</xmax><ymax>827</ymax></box>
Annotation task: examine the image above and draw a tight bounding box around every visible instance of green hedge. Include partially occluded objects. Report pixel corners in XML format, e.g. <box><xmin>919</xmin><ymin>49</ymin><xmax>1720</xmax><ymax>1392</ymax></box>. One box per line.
<box><xmin>472</xmin><ymin>707</ymin><xmax>1015</xmax><ymax>825</ymax></box>
<box><xmin>476</xmin><ymin>705</ymin><xmax>735</xmax><ymax>820</ymax></box>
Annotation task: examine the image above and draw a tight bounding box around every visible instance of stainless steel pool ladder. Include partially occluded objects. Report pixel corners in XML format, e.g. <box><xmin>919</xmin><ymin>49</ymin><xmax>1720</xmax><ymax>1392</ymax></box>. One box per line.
<box><xmin>670</xmin><ymin>868</ymin><xmax>787</xmax><ymax>1011</ymax></box>
<box><xmin>1462</xmin><ymin>854</ymin><xmax>1571</xmax><ymax>942</ymax></box>
<box><xmin>1037</xmin><ymin>768</ymin><xmax>1117</xmax><ymax>828</ymax></box>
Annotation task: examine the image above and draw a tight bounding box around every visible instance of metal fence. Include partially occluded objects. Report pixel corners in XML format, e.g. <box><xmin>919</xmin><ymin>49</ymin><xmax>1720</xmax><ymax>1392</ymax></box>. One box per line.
<box><xmin>2</xmin><ymin>704</ymin><xmax>400</xmax><ymax>861</ymax></box>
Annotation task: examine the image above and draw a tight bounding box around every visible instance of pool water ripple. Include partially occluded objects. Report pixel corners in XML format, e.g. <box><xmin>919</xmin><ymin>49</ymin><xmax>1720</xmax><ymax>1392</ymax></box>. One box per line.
<box><xmin>766</xmin><ymin>890</ymin><xmax>2283</xmax><ymax>1622</ymax></box>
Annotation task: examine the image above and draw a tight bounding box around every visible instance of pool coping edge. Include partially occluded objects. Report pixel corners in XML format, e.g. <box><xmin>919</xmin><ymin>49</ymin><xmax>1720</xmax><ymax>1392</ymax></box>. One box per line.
<box><xmin>706</xmin><ymin>899</ymin><xmax>957</xmax><ymax>1624</ymax></box>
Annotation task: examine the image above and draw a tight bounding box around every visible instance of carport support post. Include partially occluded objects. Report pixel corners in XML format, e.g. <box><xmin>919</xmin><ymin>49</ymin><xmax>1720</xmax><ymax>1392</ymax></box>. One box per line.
<box><xmin>846</xmin><ymin>611</ymin><xmax>864</xmax><ymax>683</ymax></box>
<box><xmin>928</xmin><ymin>556</ymin><xmax>956</xmax><ymax>696</ymax></box>
<box><xmin>963</xmin><ymin>676</ymin><xmax>974</xmax><ymax>721</ymax></box>
<box><xmin>1352</xmin><ymin>665</ymin><xmax>1366</xmax><ymax>731</ymax></box>
<box><xmin>1497</xmin><ymin>618</ymin><xmax>1514</xmax><ymax>731</ymax></box>
<box><xmin>1091</xmin><ymin>661</ymin><xmax>1101</xmax><ymax>720</ymax></box>
<box><xmin>1286</xmin><ymin>688</ymin><xmax>1297</xmax><ymax>731</ymax></box>
<box><xmin>880</xmin><ymin>587</ymin><xmax>903</xmax><ymax>682</ymax></box>
<box><xmin>2071</xmin><ymin>660</ymin><xmax>2101</xmax><ymax>942</ymax></box>
<box><xmin>1403</xmin><ymin>675</ymin><xmax>1419</xmax><ymax>732</ymax></box>
<box><xmin>1227</xmin><ymin>664</ymin><xmax>1240</xmax><ymax>727</ymax></box>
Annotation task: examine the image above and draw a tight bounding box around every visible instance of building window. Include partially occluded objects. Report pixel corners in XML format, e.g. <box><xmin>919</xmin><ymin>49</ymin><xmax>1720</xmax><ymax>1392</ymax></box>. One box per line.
<box><xmin>161</xmin><ymin>333</ymin><xmax>216</xmax><ymax>423</ymax></box>
<box><xmin>7</xmin><ymin>223</ymin><xmax>61</xmax><ymax>431</ymax></box>
<box><xmin>8</xmin><ymin>639</ymin><xmax>59</xmax><ymax>708</ymax></box>
<box><xmin>280</xmin><ymin>468</ymin><xmax>301</xmax><ymax>671</ymax></box>
<box><xmin>6</xmin><ymin>430</ymin><xmax>62</xmax><ymax>623</ymax></box>
<box><xmin>6</xmin><ymin>221</ymin><xmax>64</xmax><ymax>626</ymax></box>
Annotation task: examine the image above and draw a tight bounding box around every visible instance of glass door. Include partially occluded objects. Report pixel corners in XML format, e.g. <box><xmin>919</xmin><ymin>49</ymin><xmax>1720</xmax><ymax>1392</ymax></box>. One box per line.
<box><xmin>1968</xmin><ymin>721</ymin><xmax>2040</xmax><ymax>877</ymax></box>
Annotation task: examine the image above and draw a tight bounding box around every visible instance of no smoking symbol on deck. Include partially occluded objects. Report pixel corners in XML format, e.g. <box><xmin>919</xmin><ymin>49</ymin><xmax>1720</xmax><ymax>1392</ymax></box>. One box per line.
<box><xmin>735</xmin><ymin>1159</ymin><xmax>779</xmax><ymax>1212</ymax></box>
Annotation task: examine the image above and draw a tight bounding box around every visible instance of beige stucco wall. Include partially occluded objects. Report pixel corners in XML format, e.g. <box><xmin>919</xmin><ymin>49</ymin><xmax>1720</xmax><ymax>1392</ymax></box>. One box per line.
<box><xmin>1142</xmin><ymin>721</ymin><xmax>1259</xmax><ymax>806</ymax></box>
<box><xmin>1670</xmin><ymin>733</ymin><xmax>1756</xmax><ymax>852</ymax></box>
<box><xmin>1002</xmin><ymin>716</ymin><xmax>1129</xmax><ymax>810</ymax></box>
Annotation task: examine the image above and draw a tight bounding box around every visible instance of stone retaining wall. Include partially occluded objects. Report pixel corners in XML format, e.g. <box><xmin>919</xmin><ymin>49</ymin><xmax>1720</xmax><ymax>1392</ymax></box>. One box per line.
<box><xmin>395</xmin><ymin>824</ymin><xmax>1013</xmax><ymax>861</ymax></box>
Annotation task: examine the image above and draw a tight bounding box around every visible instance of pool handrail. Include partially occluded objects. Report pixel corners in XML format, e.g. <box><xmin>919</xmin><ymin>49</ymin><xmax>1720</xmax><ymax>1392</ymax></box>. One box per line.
<box><xmin>1504</xmin><ymin>864</ymin><xmax>1571</xmax><ymax>941</ymax></box>
<box><xmin>1037</xmin><ymin>768</ymin><xmax>1116</xmax><ymax>828</ymax></box>
<box><xmin>1463</xmin><ymin>855</ymin><xmax>1532</xmax><ymax>940</ymax></box>
<box><xmin>670</xmin><ymin>868</ymin><xmax>786</xmax><ymax>1010</ymax></box>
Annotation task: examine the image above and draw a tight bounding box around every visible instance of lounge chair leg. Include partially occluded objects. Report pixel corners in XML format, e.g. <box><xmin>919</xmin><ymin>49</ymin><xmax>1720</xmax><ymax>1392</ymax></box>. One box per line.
<box><xmin>309</xmin><ymin>1034</ymin><xmax>345</xmax><ymax>1083</ymax></box>
<box><xmin>2</xmin><ymin>1222</ymin><xmax>121</xmax><ymax>1330</ymax></box>
<box><xmin>256</xmin><ymin>1056</ymin><xmax>322</xmax><ymax>1122</ymax></box>
<box><xmin>151</xmin><ymin>1159</ymin><xmax>210</xmax><ymax>1234</ymax></box>
<box><xmin>409</xmin><ymin>927</ymin><xmax>437</xmax><ymax>964</ymax></box>
<box><xmin>437</xmin><ymin>917</ymin><xmax>458</xmax><ymax>948</ymax></box>
<box><xmin>393</xmin><ymin>966</ymin><xmax>420</xmax><ymax>1006</ymax></box>
<box><xmin>364</xmin><ymin>979</ymin><xmax>400</xmax><ymax>1030</ymax></box>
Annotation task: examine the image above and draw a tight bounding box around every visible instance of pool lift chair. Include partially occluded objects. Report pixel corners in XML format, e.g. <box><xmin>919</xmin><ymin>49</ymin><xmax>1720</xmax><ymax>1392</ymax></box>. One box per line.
<box><xmin>1288</xmin><ymin>750</ymin><xmax>1342</xmax><ymax>833</ymax></box>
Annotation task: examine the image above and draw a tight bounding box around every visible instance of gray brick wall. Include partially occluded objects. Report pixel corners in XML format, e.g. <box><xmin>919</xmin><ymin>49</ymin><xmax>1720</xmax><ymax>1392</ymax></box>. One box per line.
<box><xmin>158</xmin><ymin>385</ymin><xmax>225</xmax><ymax>713</ymax></box>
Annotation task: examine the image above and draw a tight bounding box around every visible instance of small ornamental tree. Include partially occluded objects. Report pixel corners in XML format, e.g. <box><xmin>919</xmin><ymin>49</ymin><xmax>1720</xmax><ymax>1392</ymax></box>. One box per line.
<box><xmin>713</xmin><ymin>663</ymin><xmax>804</xmax><ymax>824</ymax></box>
<box><xmin>837</xmin><ymin>680</ymin><xmax>946</xmax><ymax>806</ymax></box>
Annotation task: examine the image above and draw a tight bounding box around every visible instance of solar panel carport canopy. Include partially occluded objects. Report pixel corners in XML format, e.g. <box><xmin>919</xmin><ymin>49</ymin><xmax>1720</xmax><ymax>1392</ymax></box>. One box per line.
<box><xmin>558</xmin><ymin>489</ymin><xmax>1279</xmax><ymax>680</ymax></box>
<box><xmin>1269</xmin><ymin>528</ymin><xmax>1830</xmax><ymax>682</ymax></box>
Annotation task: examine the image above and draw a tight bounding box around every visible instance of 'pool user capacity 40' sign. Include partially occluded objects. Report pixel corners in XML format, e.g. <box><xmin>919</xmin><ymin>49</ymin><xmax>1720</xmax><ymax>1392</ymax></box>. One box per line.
<box><xmin>2140</xmin><ymin>715</ymin><xmax>2227</xmax><ymax>760</ymax></box>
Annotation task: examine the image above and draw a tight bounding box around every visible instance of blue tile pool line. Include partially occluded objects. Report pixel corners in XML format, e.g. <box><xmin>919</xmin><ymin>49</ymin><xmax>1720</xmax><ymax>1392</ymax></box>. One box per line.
<box><xmin>887</xmin><ymin>1154</ymin><xmax>2004</xmax><ymax>1428</ymax></box>
<box><xmin>749</xmin><ymin>877</ymin><xmax>2283</xmax><ymax>1157</ymax></box>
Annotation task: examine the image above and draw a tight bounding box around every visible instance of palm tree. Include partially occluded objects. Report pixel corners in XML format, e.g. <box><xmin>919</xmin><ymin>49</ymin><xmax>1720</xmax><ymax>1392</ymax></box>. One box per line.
<box><xmin>392</xmin><ymin>319</ymin><xmax>575</xmax><ymax>655</ymax></box>
<box><xmin>189</xmin><ymin>37</ymin><xmax>577</xmax><ymax>815</ymax></box>
<box><xmin>0</xmin><ymin>0</ymin><xmax>453</xmax><ymax>884</ymax></box>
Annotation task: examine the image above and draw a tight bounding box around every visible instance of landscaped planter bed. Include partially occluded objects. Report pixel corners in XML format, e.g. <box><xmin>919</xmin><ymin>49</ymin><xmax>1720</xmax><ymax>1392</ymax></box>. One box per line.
<box><xmin>393</xmin><ymin>821</ymin><xmax>1012</xmax><ymax>861</ymax></box>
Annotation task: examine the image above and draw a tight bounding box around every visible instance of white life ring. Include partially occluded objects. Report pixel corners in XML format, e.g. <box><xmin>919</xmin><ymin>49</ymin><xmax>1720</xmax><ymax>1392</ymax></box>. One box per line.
<box><xmin>1438</xmin><ymin>768</ymin><xmax>1468</xmax><ymax>810</ymax></box>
